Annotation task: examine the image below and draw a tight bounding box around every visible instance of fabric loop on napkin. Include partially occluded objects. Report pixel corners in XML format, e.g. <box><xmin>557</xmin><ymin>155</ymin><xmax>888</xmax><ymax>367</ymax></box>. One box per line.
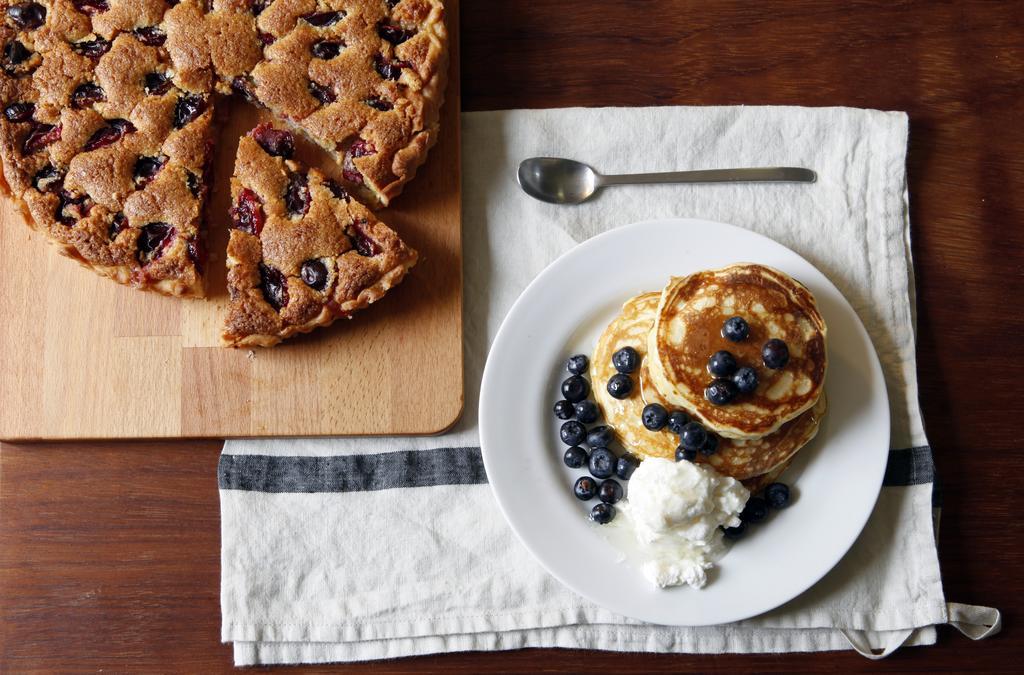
<box><xmin>840</xmin><ymin>628</ymin><xmax>914</xmax><ymax>660</ymax></box>
<box><xmin>220</xmin><ymin>106</ymin><xmax>998</xmax><ymax>665</ymax></box>
<box><xmin>946</xmin><ymin>602</ymin><xmax>1002</xmax><ymax>640</ymax></box>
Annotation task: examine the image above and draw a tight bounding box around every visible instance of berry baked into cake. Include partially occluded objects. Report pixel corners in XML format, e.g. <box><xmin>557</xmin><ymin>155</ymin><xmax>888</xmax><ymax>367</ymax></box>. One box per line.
<box><xmin>223</xmin><ymin>124</ymin><xmax>416</xmax><ymax>347</ymax></box>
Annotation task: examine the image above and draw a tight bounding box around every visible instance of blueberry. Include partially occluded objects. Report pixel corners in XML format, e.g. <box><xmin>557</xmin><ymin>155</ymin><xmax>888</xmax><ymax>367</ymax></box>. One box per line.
<box><xmin>675</xmin><ymin>445</ymin><xmax>696</xmax><ymax>462</ymax></box>
<box><xmin>4</xmin><ymin>101</ymin><xmax>34</xmax><ymax>122</ymax></box>
<box><xmin>553</xmin><ymin>399</ymin><xmax>575</xmax><ymax>420</ymax></box>
<box><xmin>606</xmin><ymin>373</ymin><xmax>633</xmax><ymax>399</ymax></box>
<box><xmin>563</xmin><ymin>446</ymin><xmax>588</xmax><ymax>469</ymax></box>
<box><xmin>598</xmin><ymin>479</ymin><xmax>623</xmax><ymax>504</ymax></box>
<box><xmin>574</xmin><ymin>476</ymin><xmax>598</xmax><ymax>500</ymax></box>
<box><xmin>308</xmin><ymin>74</ymin><xmax>340</xmax><ymax>105</ymax></box>
<box><xmin>705</xmin><ymin>378</ymin><xmax>737</xmax><ymax>405</ymax></box>
<box><xmin>173</xmin><ymin>93</ymin><xmax>207</xmax><ymax>129</ymax></box>
<box><xmin>574</xmin><ymin>400</ymin><xmax>599</xmax><ymax>424</ymax></box>
<box><xmin>722</xmin><ymin>316</ymin><xmax>750</xmax><ymax>342</ymax></box>
<box><xmin>303</xmin><ymin>10</ymin><xmax>344</xmax><ymax>26</ymax></box>
<box><xmin>566</xmin><ymin>354</ymin><xmax>589</xmax><ymax>375</ymax></box>
<box><xmin>284</xmin><ymin>171</ymin><xmax>310</xmax><ymax>215</ymax></box>
<box><xmin>679</xmin><ymin>422</ymin><xmax>707</xmax><ymax>451</ymax></box>
<box><xmin>733</xmin><ymin>366</ymin><xmax>759</xmax><ymax>394</ymax></box>
<box><xmin>561</xmin><ymin>375</ymin><xmax>590</xmax><ymax>402</ymax></box>
<box><xmin>700</xmin><ymin>433</ymin><xmax>719</xmax><ymax>456</ymax></box>
<box><xmin>559</xmin><ymin>420</ymin><xmax>586</xmax><ymax>446</ymax></box>
<box><xmin>7</xmin><ymin>3</ymin><xmax>46</xmax><ymax>30</ymax></box>
<box><xmin>707</xmin><ymin>350</ymin><xmax>738</xmax><ymax>377</ymax></box>
<box><xmin>615</xmin><ymin>453</ymin><xmax>639</xmax><ymax>479</ymax></box>
<box><xmin>762</xmin><ymin>339</ymin><xmax>790</xmax><ymax>369</ymax></box>
<box><xmin>588</xmin><ymin>447</ymin><xmax>616</xmax><ymax>479</ymax></box>
<box><xmin>740</xmin><ymin>496</ymin><xmax>768</xmax><ymax>523</ymax></box>
<box><xmin>612</xmin><ymin>346</ymin><xmax>640</xmax><ymax>373</ymax></box>
<box><xmin>590</xmin><ymin>502</ymin><xmax>615</xmax><ymax>524</ymax></box>
<box><xmin>310</xmin><ymin>39</ymin><xmax>342</xmax><ymax>59</ymax></box>
<box><xmin>666</xmin><ymin>410</ymin><xmax>690</xmax><ymax>435</ymax></box>
<box><xmin>586</xmin><ymin>425</ymin><xmax>614</xmax><ymax>449</ymax></box>
<box><xmin>378</xmin><ymin>23</ymin><xmax>413</xmax><ymax>45</ymax></box>
<box><xmin>722</xmin><ymin>522</ymin><xmax>747</xmax><ymax>540</ymax></box>
<box><xmin>765</xmin><ymin>482</ymin><xmax>791</xmax><ymax>509</ymax></box>
<box><xmin>641</xmin><ymin>403</ymin><xmax>668</xmax><ymax>430</ymax></box>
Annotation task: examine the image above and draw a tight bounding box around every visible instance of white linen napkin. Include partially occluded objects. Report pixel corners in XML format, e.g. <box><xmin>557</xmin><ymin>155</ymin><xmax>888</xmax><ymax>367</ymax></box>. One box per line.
<box><xmin>219</xmin><ymin>105</ymin><xmax>1000</xmax><ymax>665</ymax></box>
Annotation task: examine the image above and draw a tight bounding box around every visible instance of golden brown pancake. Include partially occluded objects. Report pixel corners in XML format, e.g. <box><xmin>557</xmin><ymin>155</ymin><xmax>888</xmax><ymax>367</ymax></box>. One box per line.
<box><xmin>741</xmin><ymin>456</ymin><xmax>794</xmax><ymax>494</ymax></box>
<box><xmin>591</xmin><ymin>292</ymin><xmax>826</xmax><ymax>481</ymax></box>
<box><xmin>647</xmin><ymin>264</ymin><xmax>827</xmax><ymax>440</ymax></box>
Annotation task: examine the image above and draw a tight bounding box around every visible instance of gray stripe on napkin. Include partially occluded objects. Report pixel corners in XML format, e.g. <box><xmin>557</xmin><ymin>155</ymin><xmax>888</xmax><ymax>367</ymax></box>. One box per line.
<box><xmin>883</xmin><ymin>446</ymin><xmax>934</xmax><ymax>487</ymax></box>
<box><xmin>218</xmin><ymin>448</ymin><xmax>487</xmax><ymax>493</ymax></box>
<box><xmin>219</xmin><ymin>446</ymin><xmax>934</xmax><ymax>493</ymax></box>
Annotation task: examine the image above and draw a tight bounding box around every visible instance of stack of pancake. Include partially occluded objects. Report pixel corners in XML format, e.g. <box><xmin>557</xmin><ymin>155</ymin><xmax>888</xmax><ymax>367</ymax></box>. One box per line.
<box><xmin>591</xmin><ymin>264</ymin><xmax>828</xmax><ymax>492</ymax></box>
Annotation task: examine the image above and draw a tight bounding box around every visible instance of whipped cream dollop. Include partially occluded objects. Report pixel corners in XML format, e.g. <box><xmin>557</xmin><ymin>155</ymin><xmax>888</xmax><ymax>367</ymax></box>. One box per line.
<box><xmin>614</xmin><ymin>457</ymin><xmax>749</xmax><ymax>589</ymax></box>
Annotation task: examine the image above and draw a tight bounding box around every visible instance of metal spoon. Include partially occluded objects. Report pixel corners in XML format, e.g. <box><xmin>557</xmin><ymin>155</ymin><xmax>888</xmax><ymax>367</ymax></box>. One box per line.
<box><xmin>517</xmin><ymin>157</ymin><xmax>816</xmax><ymax>205</ymax></box>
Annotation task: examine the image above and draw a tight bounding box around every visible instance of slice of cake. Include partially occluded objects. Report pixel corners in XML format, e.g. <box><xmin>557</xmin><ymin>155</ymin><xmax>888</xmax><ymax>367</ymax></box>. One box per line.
<box><xmin>223</xmin><ymin>123</ymin><xmax>416</xmax><ymax>347</ymax></box>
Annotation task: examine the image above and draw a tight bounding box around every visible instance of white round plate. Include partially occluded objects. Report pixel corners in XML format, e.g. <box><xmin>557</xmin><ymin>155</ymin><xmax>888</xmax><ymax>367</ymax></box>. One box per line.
<box><xmin>479</xmin><ymin>218</ymin><xmax>889</xmax><ymax>626</ymax></box>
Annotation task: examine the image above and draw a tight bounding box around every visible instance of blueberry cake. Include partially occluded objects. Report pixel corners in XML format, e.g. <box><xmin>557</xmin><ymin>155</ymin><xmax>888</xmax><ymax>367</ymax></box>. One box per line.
<box><xmin>0</xmin><ymin>0</ymin><xmax>215</xmax><ymax>296</ymax></box>
<box><xmin>223</xmin><ymin>123</ymin><xmax>416</xmax><ymax>347</ymax></box>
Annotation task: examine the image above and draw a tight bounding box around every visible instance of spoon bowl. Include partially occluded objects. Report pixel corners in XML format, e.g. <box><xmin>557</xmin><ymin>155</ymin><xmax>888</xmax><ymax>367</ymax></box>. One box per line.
<box><xmin>517</xmin><ymin>157</ymin><xmax>598</xmax><ymax>205</ymax></box>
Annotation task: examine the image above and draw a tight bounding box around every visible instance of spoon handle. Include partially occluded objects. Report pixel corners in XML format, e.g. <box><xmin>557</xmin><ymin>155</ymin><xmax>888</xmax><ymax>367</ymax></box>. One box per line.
<box><xmin>598</xmin><ymin>167</ymin><xmax>816</xmax><ymax>186</ymax></box>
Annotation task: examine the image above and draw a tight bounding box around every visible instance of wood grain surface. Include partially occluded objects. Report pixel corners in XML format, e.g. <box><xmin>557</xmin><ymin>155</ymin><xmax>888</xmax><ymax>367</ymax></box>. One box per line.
<box><xmin>2</xmin><ymin>0</ymin><xmax>1023</xmax><ymax>671</ymax></box>
<box><xmin>0</xmin><ymin>10</ymin><xmax>463</xmax><ymax>441</ymax></box>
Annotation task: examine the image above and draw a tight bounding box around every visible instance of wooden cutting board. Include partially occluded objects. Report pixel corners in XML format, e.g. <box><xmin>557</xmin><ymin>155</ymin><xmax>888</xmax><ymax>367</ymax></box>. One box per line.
<box><xmin>0</xmin><ymin>4</ymin><xmax>462</xmax><ymax>441</ymax></box>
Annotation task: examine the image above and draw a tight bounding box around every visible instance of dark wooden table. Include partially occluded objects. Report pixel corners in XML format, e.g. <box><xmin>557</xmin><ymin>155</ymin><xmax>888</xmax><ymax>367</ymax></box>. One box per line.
<box><xmin>2</xmin><ymin>1</ymin><xmax>1022</xmax><ymax>671</ymax></box>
